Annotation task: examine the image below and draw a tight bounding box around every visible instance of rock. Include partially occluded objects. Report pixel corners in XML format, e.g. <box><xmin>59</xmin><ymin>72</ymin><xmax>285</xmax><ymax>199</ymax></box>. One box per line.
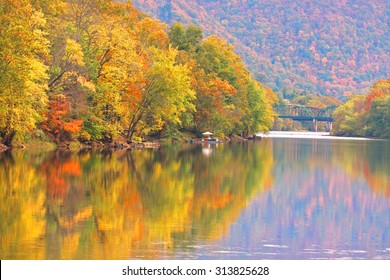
<box><xmin>91</xmin><ymin>141</ymin><xmax>104</xmax><ymax>150</ymax></box>
<box><xmin>0</xmin><ymin>144</ymin><xmax>8</xmax><ymax>152</ymax></box>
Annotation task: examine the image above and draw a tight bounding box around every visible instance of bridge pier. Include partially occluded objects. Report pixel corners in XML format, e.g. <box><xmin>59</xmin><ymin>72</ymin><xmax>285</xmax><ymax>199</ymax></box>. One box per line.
<box><xmin>312</xmin><ymin>119</ymin><xmax>318</xmax><ymax>132</ymax></box>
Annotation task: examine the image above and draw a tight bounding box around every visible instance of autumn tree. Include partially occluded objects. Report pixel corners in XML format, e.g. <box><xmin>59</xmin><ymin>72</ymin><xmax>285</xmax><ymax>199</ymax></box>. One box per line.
<box><xmin>332</xmin><ymin>95</ymin><xmax>367</xmax><ymax>137</ymax></box>
<box><xmin>41</xmin><ymin>95</ymin><xmax>83</xmax><ymax>144</ymax></box>
<box><xmin>190</xmin><ymin>35</ymin><xmax>276</xmax><ymax>136</ymax></box>
<box><xmin>136</xmin><ymin>17</ymin><xmax>169</xmax><ymax>49</ymax></box>
<box><xmin>364</xmin><ymin>78</ymin><xmax>390</xmax><ymax>138</ymax></box>
<box><xmin>85</xmin><ymin>9</ymin><xmax>141</xmax><ymax>141</ymax></box>
<box><xmin>125</xmin><ymin>47</ymin><xmax>195</xmax><ymax>140</ymax></box>
<box><xmin>190</xmin><ymin>69</ymin><xmax>237</xmax><ymax>134</ymax></box>
<box><xmin>1</xmin><ymin>0</ymin><xmax>277</xmax><ymax>146</ymax></box>
<box><xmin>0</xmin><ymin>0</ymin><xmax>49</xmax><ymax>145</ymax></box>
<box><xmin>332</xmin><ymin>78</ymin><xmax>390</xmax><ymax>138</ymax></box>
<box><xmin>241</xmin><ymin>81</ymin><xmax>276</xmax><ymax>136</ymax></box>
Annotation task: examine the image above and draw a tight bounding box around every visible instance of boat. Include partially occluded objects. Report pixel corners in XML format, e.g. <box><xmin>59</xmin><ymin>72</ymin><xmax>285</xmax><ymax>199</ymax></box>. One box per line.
<box><xmin>202</xmin><ymin>137</ymin><xmax>222</xmax><ymax>144</ymax></box>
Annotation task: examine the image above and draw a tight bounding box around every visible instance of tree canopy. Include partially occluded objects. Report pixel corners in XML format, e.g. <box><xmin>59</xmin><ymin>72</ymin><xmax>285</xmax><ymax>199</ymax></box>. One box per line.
<box><xmin>0</xmin><ymin>0</ymin><xmax>276</xmax><ymax>146</ymax></box>
<box><xmin>332</xmin><ymin>77</ymin><xmax>390</xmax><ymax>138</ymax></box>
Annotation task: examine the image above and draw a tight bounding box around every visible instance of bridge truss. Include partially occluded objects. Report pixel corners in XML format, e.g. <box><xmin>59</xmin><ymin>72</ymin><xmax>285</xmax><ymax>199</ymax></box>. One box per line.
<box><xmin>274</xmin><ymin>105</ymin><xmax>337</xmax><ymax>131</ymax></box>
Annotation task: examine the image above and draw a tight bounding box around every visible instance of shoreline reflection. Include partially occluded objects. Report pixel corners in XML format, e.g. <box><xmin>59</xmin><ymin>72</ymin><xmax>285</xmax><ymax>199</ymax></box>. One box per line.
<box><xmin>0</xmin><ymin>139</ymin><xmax>389</xmax><ymax>259</ymax></box>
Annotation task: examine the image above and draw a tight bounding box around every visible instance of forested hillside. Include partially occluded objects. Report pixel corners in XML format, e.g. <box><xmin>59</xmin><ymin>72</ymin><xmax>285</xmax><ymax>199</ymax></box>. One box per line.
<box><xmin>131</xmin><ymin>0</ymin><xmax>389</xmax><ymax>98</ymax></box>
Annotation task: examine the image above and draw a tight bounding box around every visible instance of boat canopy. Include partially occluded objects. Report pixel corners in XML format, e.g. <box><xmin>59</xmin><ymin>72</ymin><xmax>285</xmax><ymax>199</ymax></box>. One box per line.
<box><xmin>202</xmin><ymin>131</ymin><xmax>213</xmax><ymax>136</ymax></box>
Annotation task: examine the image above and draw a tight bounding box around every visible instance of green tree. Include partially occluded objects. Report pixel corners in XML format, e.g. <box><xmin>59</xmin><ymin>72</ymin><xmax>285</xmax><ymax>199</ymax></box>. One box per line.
<box><xmin>168</xmin><ymin>22</ymin><xmax>187</xmax><ymax>51</ymax></box>
<box><xmin>366</xmin><ymin>95</ymin><xmax>390</xmax><ymax>138</ymax></box>
<box><xmin>185</xmin><ymin>23</ymin><xmax>203</xmax><ymax>51</ymax></box>
<box><xmin>168</xmin><ymin>22</ymin><xmax>203</xmax><ymax>52</ymax></box>
<box><xmin>332</xmin><ymin>95</ymin><xmax>367</xmax><ymax>137</ymax></box>
<box><xmin>241</xmin><ymin>81</ymin><xmax>275</xmax><ymax>136</ymax></box>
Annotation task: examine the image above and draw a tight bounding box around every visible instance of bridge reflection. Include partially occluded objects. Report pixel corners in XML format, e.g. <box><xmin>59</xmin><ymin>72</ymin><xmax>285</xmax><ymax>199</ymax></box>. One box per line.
<box><xmin>274</xmin><ymin>105</ymin><xmax>337</xmax><ymax>132</ymax></box>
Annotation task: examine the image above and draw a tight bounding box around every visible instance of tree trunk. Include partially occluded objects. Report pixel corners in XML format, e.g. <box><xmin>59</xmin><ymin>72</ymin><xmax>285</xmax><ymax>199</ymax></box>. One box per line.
<box><xmin>1</xmin><ymin>131</ymin><xmax>15</xmax><ymax>147</ymax></box>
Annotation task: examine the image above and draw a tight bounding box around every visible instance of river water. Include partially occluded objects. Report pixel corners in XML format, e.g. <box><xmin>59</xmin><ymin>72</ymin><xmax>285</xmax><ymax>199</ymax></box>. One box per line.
<box><xmin>0</xmin><ymin>134</ymin><xmax>389</xmax><ymax>259</ymax></box>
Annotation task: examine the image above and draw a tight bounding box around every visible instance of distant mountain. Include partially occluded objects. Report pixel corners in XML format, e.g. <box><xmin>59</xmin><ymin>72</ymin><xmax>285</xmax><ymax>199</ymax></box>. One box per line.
<box><xmin>130</xmin><ymin>0</ymin><xmax>389</xmax><ymax>98</ymax></box>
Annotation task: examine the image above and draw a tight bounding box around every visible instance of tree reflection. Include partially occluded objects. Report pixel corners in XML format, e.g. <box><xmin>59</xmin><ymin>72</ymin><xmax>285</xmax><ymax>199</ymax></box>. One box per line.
<box><xmin>0</xmin><ymin>142</ymin><xmax>274</xmax><ymax>259</ymax></box>
<box><xmin>1</xmin><ymin>139</ymin><xmax>388</xmax><ymax>259</ymax></box>
<box><xmin>0</xmin><ymin>151</ymin><xmax>46</xmax><ymax>259</ymax></box>
<box><xmin>272</xmin><ymin>139</ymin><xmax>390</xmax><ymax>200</ymax></box>
<box><xmin>230</xmin><ymin>139</ymin><xmax>389</xmax><ymax>259</ymax></box>
<box><xmin>331</xmin><ymin>141</ymin><xmax>390</xmax><ymax>199</ymax></box>
<box><xmin>191</xmin><ymin>142</ymin><xmax>274</xmax><ymax>240</ymax></box>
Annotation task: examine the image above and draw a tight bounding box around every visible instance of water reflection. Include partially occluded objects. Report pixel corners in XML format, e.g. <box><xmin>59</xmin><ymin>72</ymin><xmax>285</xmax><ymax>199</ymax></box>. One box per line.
<box><xmin>0</xmin><ymin>139</ymin><xmax>389</xmax><ymax>259</ymax></box>
<box><xmin>0</xmin><ymin>141</ymin><xmax>273</xmax><ymax>259</ymax></box>
<box><xmin>219</xmin><ymin>139</ymin><xmax>390</xmax><ymax>259</ymax></box>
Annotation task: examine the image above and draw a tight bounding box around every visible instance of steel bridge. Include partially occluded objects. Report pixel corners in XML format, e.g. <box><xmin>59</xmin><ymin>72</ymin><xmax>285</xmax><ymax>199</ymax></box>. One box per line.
<box><xmin>274</xmin><ymin>105</ymin><xmax>337</xmax><ymax>132</ymax></box>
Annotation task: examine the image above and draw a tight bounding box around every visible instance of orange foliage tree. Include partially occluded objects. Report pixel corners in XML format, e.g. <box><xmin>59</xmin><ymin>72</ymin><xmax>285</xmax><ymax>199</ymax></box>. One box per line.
<box><xmin>41</xmin><ymin>95</ymin><xmax>83</xmax><ymax>144</ymax></box>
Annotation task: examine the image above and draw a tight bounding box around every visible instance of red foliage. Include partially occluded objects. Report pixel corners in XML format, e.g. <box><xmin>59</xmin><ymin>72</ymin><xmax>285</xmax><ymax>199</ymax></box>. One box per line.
<box><xmin>41</xmin><ymin>95</ymin><xmax>83</xmax><ymax>143</ymax></box>
<box><xmin>364</xmin><ymin>89</ymin><xmax>384</xmax><ymax>111</ymax></box>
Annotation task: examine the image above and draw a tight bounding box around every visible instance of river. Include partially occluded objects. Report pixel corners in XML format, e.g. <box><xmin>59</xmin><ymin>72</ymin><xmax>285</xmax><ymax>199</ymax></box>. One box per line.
<box><xmin>0</xmin><ymin>134</ymin><xmax>389</xmax><ymax>259</ymax></box>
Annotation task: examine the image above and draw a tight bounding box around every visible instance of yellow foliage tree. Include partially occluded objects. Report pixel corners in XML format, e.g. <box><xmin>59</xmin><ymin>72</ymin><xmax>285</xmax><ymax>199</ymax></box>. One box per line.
<box><xmin>0</xmin><ymin>0</ymin><xmax>49</xmax><ymax>145</ymax></box>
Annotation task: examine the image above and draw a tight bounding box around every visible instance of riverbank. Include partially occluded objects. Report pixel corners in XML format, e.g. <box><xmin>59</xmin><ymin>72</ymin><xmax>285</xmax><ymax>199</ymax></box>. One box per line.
<box><xmin>3</xmin><ymin>130</ymin><xmax>379</xmax><ymax>153</ymax></box>
<box><xmin>258</xmin><ymin>131</ymin><xmax>374</xmax><ymax>140</ymax></box>
<box><xmin>0</xmin><ymin>132</ymin><xmax>257</xmax><ymax>152</ymax></box>
<box><xmin>0</xmin><ymin>134</ymin><xmax>166</xmax><ymax>153</ymax></box>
